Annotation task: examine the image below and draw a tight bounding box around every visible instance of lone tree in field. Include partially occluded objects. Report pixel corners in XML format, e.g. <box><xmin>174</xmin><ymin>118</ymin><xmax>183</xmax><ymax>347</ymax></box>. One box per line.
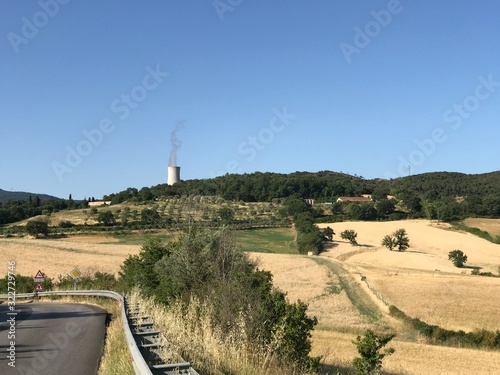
<box><xmin>26</xmin><ymin>219</ymin><xmax>49</xmax><ymax>238</ymax></box>
<box><xmin>341</xmin><ymin>229</ymin><xmax>358</xmax><ymax>246</ymax></box>
<box><xmin>381</xmin><ymin>235</ymin><xmax>396</xmax><ymax>251</ymax></box>
<box><xmin>97</xmin><ymin>211</ymin><xmax>116</xmax><ymax>226</ymax></box>
<box><xmin>353</xmin><ymin>330</ymin><xmax>395</xmax><ymax>375</ymax></box>
<box><xmin>448</xmin><ymin>249</ymin><xmax>467</xmax><ymax>268</ymax></box>
<box><xmin>322</xmin><ymin>226</ymin><xmax>335</xmax><ymax>241</ymax></box>
<box><xmin>382</xmin><ymin>228</ymin><xmax>410</xmax><ymax>251</ymax></box>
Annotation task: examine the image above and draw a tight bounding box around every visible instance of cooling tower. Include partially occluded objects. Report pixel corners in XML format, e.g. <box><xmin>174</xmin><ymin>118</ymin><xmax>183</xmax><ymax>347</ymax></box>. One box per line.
<box><xmin>167</xmin><ymin>166</ymin><xmax>180</xmax><ymax>185</ymax></box>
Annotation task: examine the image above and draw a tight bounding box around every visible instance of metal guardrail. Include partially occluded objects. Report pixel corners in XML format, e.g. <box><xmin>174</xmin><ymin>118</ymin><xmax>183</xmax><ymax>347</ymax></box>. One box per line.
<box><xmin>0</xmin><ymin>290</ymin><xmax>199</xmax><ymax>375</ymax></box>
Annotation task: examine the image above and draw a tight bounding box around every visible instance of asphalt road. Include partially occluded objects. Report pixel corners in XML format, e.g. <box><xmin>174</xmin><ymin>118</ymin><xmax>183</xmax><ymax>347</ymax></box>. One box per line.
<box><xmin>0</xmin><ymin>302</ymin><xmax>107</xmax><ymax>375</ymax></box>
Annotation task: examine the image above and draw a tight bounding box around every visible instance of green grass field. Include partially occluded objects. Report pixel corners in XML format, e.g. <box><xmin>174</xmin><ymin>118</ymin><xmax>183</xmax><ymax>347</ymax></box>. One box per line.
<box><xmin>233</xmin><ymin>227</ymin><xmax>297</xmax><ymax>254</ymax></box>
<box><xmin>107</xmin><ymin>228</ymin><xmax>297</xmax><ymax>253</ymax></box>
<box><xmin>107</xmin><ymin>231</ymin><xmax>175</xmax><ymax>245</ymax></box>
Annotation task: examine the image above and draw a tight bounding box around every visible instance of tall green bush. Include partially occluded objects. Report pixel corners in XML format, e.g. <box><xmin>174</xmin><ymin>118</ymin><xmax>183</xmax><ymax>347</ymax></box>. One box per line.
<box><xmin>119</xmin><ymin>227</ymin><xmax>320</xmax><ymax>371</ymax></box>
<box><xmin>352</xmin><ymin>330</ymin><xmax>395</xmax><ymax>375</ymax></box>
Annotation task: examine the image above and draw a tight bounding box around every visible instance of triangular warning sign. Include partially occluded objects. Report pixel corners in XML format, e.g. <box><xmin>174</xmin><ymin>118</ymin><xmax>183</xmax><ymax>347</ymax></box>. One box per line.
<box><xmin>35</xmin><ymin>283</ymin><xmax>44</xmax><ymax>292</ymax></box>
<box><xmin>35</xmin><ymin>270</ymin><xmax>44</xmax><ymax>279</ymax></box>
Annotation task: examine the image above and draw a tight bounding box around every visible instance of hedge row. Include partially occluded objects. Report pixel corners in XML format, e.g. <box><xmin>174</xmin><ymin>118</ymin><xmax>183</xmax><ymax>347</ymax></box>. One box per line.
<box><xmin>389</xmin><ymin>305</ymin><xmax>500</xmax><ymax>349</ymax></box>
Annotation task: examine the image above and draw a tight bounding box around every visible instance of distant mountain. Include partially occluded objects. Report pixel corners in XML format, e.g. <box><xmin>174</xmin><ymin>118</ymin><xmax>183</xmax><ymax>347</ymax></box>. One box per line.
<box><xmin>0</xmin><ymin>189</ymin><xmax>61</xmax><ymax>203</ymax></box>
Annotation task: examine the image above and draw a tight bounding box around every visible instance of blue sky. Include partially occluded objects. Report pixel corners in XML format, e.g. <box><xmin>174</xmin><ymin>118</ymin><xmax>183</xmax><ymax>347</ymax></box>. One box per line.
<box><xmin>1</xmin><ymin>1</ymin><xmax>500</xmax><ymax>199</ymax></box>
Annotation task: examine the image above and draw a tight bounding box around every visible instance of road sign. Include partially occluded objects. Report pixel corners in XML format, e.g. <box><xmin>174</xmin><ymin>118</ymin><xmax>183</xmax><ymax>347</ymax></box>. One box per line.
<box><xmin>35</xmin><ymin>283</ymin><xmax>44</xmax><ymax>292</ymax></box>
<box><xmin>34</xmin><ymin>270</ymin><xmax>45</xmax><ymax>283</ymax></box>
<box><xmin>70</xmin><ymin>268</ymin><xmax>81</xmax><ymax>279</ymax></box>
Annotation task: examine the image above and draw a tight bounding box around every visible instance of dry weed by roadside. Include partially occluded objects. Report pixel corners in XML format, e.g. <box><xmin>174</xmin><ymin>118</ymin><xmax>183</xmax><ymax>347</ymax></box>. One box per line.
<box><xmin>128</xmin><ymin>289</ymin><xmax>312</xmax><ymax>375</ymax></box>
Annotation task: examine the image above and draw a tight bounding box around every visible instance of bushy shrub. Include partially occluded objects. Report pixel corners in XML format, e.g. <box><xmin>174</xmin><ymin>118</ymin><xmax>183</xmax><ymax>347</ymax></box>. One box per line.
<box><xmin>119</xmin><ymin>228</ymin><xmax>320</xmax><ymax>371</ymax></box>
<box><xmin>55</xmin><ymin>271</ymin><xmax>118</xmax><ymax>290</ymax></box>
<box><xmin>58</xmin><ymin>220</ymin><xmax>75</xmax><ymax>228</ymax></box>
<box><xmin>26</xmin><ymin>219</ymin><xmax>49</xmax><ymax>238</ymax></box>
<box><xmin>352</xmin><ymin>330</ymin><xmax>395</xmax><ymax>375</ymax></box>
<box><xmin>0</xmin><ymin>274</ymin><xmax>53</xmax><ymax>293</ymax></box>
<box><xmin>448</xmin><ymin>249</ymin><xmax>467</xmax><ymax>267</ymax></box>
<box><xmin>340</xmin><ymin>229</ymin><xmax>358</xmax><ymax>246</ymax></box>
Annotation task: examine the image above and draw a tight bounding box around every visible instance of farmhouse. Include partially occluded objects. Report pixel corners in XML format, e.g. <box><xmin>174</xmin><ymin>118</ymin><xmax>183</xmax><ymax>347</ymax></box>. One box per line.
<box><xmin>88</xmin><ymin>200</ymin><xmax>111</xmax><ymax>207</ymax></box>
<box><xmin>336</xmin><ymin>196</ymin><xmax>372</xmax><ymax>203</ymax></box>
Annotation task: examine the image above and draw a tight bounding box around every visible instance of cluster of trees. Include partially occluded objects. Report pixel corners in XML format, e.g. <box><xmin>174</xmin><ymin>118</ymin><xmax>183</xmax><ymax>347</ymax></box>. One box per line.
<box><xmin>329</xmin><ymin>199</ymin><xmax>401</xmax><ymax>222</ymax></box>
<box><xmin>4</xmin><ymin>170</ymin><xmax>500</xmax><ymax>228</ymax></box>
<box><xmin>0</xmin><ymin>196</ymin><xmax>78</xmax><ymax>225</ymax></box>
<box><xmin>119</xmin><ymin>228</ymin><xmax>321</xmax><ymax>372</ymax></box>
<box><xmin>381</xmin><ymin>229</ymin><xmax>410</xmax><ymax>251</ymax></box>
<box><xmin>283</xmin><ymin>196</ymin><xmax>332</xmax><ymax>254</ymax></box>
<box><xmin>102</xmin><ymin>172</ymin><xmax>378</xmax><ymax>205</ymax></box>
<box><xmin>104</xmin><ymin>171</ymin><xmax>500</xmax><ymax>222</ymax></box>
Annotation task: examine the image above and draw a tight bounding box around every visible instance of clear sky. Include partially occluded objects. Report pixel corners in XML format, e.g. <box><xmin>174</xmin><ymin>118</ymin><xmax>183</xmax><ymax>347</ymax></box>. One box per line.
<box><xmin>1</xmin><ymin>0</ymin><xmax>500</xmax><ymax>199</ymax></box>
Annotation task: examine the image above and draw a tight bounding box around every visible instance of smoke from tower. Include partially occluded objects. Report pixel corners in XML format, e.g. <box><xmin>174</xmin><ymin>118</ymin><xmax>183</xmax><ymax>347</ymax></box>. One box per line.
<box><xmin>167</xmin><ymin>122</ymin><xmax>183</xmax><ymax>185</ymax></box>
<box><xmin>169</xmin><ymin>122</ymin><xmax>183</xmax><ymax>166</ymax></box>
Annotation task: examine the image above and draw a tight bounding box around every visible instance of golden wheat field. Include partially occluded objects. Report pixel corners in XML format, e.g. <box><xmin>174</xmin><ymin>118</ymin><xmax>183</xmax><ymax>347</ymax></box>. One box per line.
<box><xmin>0</xmin><ymin>236</ymin><xmax>140</xmax><ymax>278</ymax></box>
<box><xmin>464</xmin><ymin>217</ymin><xmax>500</xmax><ymax>237</ymax></box>
<box><xmin>250</xmin><ymin>219</ymin><xmax>500</xmax><ymax>374</ymax></box>
<box><xmin>251</xmin><ymin>250</ymin><xmax>500</xmax><ymax>374</ymax></box>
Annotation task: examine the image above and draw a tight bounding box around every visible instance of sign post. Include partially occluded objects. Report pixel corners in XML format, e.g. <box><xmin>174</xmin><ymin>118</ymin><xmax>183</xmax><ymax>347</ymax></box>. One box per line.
<box><xmin>70</xmin><ymin>268</ymin><xmax>81</xmax><ymax>290</ymax></box>
<box><xmin>33</xmin><ymin>270</ymin><xmax>45</xmax><ymax>295</ymax></box>
<box><xmin>34</xmin><ymin>283</ymin><xmax>44</xmax><ymax>292</ymax></box>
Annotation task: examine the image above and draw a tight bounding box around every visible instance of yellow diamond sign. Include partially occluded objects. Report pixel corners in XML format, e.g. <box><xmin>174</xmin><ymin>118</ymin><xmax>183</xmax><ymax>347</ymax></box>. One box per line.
<box><xmin>70</xmin><ymin>268</ymin><xmax>81</xmax><ymax>279</ymax></box>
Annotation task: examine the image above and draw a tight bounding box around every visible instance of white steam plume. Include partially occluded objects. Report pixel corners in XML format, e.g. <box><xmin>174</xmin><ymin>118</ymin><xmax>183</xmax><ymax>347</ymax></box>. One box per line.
<box><xmin>169</xmin><ymin>121</ymin><xmax>184</xmax><ymax>166</ymax></box>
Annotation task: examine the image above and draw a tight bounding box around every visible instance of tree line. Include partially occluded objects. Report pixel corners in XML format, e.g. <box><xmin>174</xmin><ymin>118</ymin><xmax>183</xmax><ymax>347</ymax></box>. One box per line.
<box><xmin>105</xmin><ymin>171</ymin><xmax>500</xmax><ymax>221</ymax></box>
<box><xmin>0</xmin><ymin>195</ymin><xmax>84</xmax><ymax>225</ymax></box>
<box><xmin>4</xmin><ymin>170</ymin><xmax>500</xmax><ymax>227</ymax></box>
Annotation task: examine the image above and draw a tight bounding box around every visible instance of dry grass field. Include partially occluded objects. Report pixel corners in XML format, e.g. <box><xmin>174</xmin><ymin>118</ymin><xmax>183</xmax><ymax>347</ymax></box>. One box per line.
<box><xmin>464</xmin><ymin>217</ymin><xmax>500</xmax><ymax>237</ymax></box>
<box><xmin>2</xmin><ymin>219</ymin><xmax>499</xmax><ymax>373</ymax></box>
<box><xmin>250</xmin><ymin>250</ymin><xmax>500</xmax><ymax>374</ymax></box>
<box><xmin>249</xmin><ymin>253</ymin><xmax>373</xmax><ymax>332</ymax></box>
<box><xmin>251</xmin><ymin>219</ymin><xmax>500</xmax><ymax>374</ymax></box>
<box><xmin>0</xmin><ymin>236</ymin><xmax>140</xmax><ymax>278</ymax></box>
<box><xmin>315</xmin><ymin>220</ymin><xmax>500</xmax><ymax>331</ymax></box>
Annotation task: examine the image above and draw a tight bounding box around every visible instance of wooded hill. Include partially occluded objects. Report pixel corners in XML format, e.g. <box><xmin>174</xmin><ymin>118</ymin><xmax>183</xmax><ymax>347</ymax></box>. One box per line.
<box><xmin>106</xmin><ymin>170</ymin><xmax>500</xmax><ymax>205</ymax></box>
<box><xmin>0</xmin><ymin>188</ymin><xmax>60</xmax><ymax>203</ymax></box>
<box><xmin>2</xmin><ymin>170</ymin><xmax>500</xmax><ymax>226</ymax></box>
